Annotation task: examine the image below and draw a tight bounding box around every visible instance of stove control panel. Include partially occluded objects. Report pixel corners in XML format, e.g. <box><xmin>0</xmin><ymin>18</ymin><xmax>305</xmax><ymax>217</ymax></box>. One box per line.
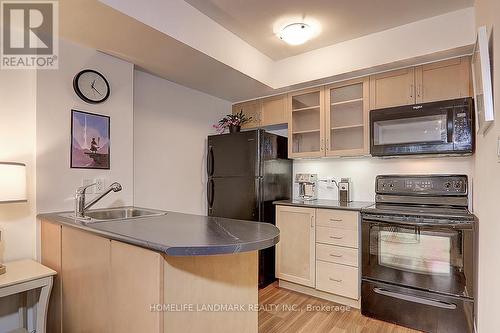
<box><xmin>376</xmin><ymin>175</ymin><xmax>467</xmax><ymax>195</ymax></box>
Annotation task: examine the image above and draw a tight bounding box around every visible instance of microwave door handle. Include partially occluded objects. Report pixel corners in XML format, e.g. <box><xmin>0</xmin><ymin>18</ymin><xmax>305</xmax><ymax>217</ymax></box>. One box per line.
<box><xmin>447</xmin><ymin>109</ymin><xmax>454</xmax><ymax>142</ymax></box>
<box><xmin>373</xmin><ymin>288</ymin><xmax>457</xmax><ymax>310</ymax></box>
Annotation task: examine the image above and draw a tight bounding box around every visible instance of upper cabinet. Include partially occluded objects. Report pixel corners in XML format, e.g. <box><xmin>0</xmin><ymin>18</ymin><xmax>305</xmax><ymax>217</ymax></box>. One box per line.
<box><xmin>325</xmin><ymin>78</ymin><xmax>369</xmax><ymax>156</ymax></box>
<box><xmin>232</xmin><ymin>94</ymin><xmax>287</xmax><ymax>129</ymax></box>
<box><xmin>415</xmin><ymin>56</ymin><xmax>471</xmax><ymax>103</ymax></box>
<box><xmin>288</xmin><ymin>87</ymin><xmax>325</xmax><ymax>158</ymax></box>
<box><xmin>369</xmin><ymin>67</ymin><xmax>415</xmax><ymax>109</ymax></box>
<box><xmin>370</xmin><ymin>57</ymin><xmax>472</xmax><ymax>110</ymax></box>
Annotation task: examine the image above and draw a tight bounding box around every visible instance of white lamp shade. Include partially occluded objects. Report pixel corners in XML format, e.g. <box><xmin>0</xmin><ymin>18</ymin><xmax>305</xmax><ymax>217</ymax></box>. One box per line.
<box><xmin>0</xmin><ymin>162</ymin><xmax>27</xmax><ymax>203</ymax></box>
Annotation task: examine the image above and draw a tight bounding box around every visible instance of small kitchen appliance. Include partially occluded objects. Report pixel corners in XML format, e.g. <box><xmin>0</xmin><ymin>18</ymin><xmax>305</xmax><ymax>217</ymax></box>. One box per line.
<box><xmin>295</xmin><ymin>173</ymin><xmax>318</xmax><ymax>201</ymax></box>
<box><xmin>361</xmin><ymin>174</ymin><xmax>475</xmax><ymax>333</ymax></box>
<box><xmin>338</xmin><ymin>178</ymin><xmax>351</xmax><ymax>203</ymax></box>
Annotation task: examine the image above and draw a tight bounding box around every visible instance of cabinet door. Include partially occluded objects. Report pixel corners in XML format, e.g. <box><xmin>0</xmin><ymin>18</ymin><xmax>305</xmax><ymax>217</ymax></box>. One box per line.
<box><xmin>369</xmin><ymin>68</ymin><xmax>415</xmax><ymax>109</ymax></box>
<box><xmin>61</xmin><ymin>227</ymin><xmax>111</xmax><ymax>333</ymax></box>
<box><xmin>276</xmin><ymin>205</ymin><xmax>316</xmax><ymax>287</ymax></box>
<box><xmin>288</xmin><ymin>87</ymin><xmax>325</xmax><ymax>158</ymax></box>
<box><xmin>111</xmin><ymin>241</ymin><xmax>163</xmax><ymax>333</ymax></box>
<box><xmin>232</xmin><ymin>100</ymin><xmax>262</xmax><ymax>129</ymax></box>
<box><xmin>325</xmin><ymin>77</ymin><xmax>369</xmax><ymax>156</ymax></box>
<box><xmin>415</xmin><ymin>56</ymin><xmax>472</xmax><ymax>103</ymax></box>
<box><xmin>261</xmin><ymin>94</ymin><xmax>287</xmax><ymax>126</ymax></box>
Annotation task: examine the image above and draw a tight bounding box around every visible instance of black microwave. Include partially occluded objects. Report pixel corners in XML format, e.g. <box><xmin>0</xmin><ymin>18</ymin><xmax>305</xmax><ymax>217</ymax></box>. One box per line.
<box><xmin>370</xmin><ymin>98</ymin><xmax>474</xmax><ymax>157</ymax></box>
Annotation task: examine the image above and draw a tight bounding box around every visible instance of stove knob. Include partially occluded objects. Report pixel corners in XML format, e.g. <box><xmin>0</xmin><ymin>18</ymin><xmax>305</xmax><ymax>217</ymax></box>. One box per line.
<box><xmin>444</xmin><ymin>182</ymin><xmax>452</xmax><ymax>190</ymax></box>
<box><xmin>454</xmin><ymin>182</ymin><xmax>462</xmax><ymax>190</ymax></box>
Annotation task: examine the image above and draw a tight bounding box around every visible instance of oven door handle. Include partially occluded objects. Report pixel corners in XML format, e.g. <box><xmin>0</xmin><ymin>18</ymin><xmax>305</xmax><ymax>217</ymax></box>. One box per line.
<box><xmin>362</xmin><ymin>215</ymin><xmax>472</xmax><ymax>229</ymax></box>
<box><xmin>373</xmin><ymin>287</ymin><xmax>457</xmax><ymax>310</ymax></box>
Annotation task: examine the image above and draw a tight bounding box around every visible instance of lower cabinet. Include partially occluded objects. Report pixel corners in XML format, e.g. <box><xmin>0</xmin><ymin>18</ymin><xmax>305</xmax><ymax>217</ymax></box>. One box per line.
<box><xmin>276</xmin><ymin>206</ymin><xmax>360</xmax><ymax>304</ymax></box>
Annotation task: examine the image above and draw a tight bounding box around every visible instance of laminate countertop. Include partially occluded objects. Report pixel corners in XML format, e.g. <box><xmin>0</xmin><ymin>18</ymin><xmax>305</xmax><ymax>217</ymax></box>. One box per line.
<box><xmin>38</xmin><ymin>207</ymin><xmax>279</xmax><ymax>256</ymax></box>
<box><xmin>274</xmin><ymin>199</ymin><xmax>374</xmax><ymax>211</ymax></box>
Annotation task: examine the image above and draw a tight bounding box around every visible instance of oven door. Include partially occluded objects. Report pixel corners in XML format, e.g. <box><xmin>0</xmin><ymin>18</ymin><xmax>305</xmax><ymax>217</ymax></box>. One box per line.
<box><xmin>370</xmin><ymin>103</ymin><xmax>454</xmax><ymax>156</ymax></box>
<box><xmin>361</xmin><ymin>215</ymin><xmax>474</xmax><ymax>298</ymax></box>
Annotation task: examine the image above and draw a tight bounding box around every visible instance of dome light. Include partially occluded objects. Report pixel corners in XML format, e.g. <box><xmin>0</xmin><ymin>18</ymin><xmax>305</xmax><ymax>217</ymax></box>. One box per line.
<box><xmin>279</xmin><ymin>23</ymin><xmax>314</xmax><ymax>45</ymax></box>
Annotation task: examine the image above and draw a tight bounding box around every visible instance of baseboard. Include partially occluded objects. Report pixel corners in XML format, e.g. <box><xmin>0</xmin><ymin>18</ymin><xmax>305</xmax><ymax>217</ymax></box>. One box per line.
<box><xmin>278</xmin><ymin>280</ymin><xmax>361</xmax><ymax>309</ymax></box>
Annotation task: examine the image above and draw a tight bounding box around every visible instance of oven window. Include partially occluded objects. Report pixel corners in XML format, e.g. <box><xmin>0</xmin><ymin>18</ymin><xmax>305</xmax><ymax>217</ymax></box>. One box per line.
<box><xmin>373</xmin><ymin>114</ymin><xmax>447</xmax><ymax>145</ymax></box>
<box><xmin>378</xmin><ymin>228</ymin><xmax>451</xmax><ymax>275</ymax></box>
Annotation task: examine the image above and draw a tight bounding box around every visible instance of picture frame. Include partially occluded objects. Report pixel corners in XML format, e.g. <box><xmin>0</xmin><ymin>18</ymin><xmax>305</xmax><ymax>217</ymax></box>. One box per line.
<box><xmin>70</xmin><ymin>109</ymin><xmax>110</xmax><ymax>169</ymax></box>
<box><xmin>471</xmin><ymin>25</ymin><xmax>494</xmax><ymax>135</ymax></box>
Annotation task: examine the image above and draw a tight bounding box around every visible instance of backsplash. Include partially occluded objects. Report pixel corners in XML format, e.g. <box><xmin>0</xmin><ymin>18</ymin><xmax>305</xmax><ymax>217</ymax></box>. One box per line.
<box><xmin>293</xmin><ymin>156</ymin><xmax>474</xmax><ymax>203</ymax></box>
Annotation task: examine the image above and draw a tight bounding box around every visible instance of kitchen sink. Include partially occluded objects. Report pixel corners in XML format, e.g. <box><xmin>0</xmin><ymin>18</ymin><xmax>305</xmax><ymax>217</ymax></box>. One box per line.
<box><xmin>61</xmin><ymin>207</ymin><xmax>167</xmax><ymax>223</ymax></box>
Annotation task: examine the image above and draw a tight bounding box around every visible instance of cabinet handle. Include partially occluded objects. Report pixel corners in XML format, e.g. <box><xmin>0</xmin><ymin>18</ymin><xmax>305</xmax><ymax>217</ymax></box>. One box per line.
<box><xmin>329</xmin><ymin>236</ymin><xmax>343</xmax><ymax>240</ymax></box>
<box><xmin>320</xmin><ymin>139</ymin><xmax>324</xmax><ymax>151</ymax></box>
<box><xmin>329</xmin><ymin>218</ymin><xmax>342</xmax><ymax>222</ymax></box>
<box><xmin>409</xmin><ymin>84</ymin><xmax>414</xmax><ymax>99</ymax></box>
<box><xmin>310</xmin><ymin>215</ymin><xmax>314</xmax><ymax>228</ymax></box>
<box><xmin>329</xmin><ymin>278</ymin><xmax>343</xmax><ymax>283</ymax></box>
<box><xmin>326</xmin><ymin>138</ymin><xmax>329</xmax><ymax>150</ymax></box>
<box><xmin>329</xmin><ymin>254</ymin><xmax>343</xmax><ymax>258</ymax></box>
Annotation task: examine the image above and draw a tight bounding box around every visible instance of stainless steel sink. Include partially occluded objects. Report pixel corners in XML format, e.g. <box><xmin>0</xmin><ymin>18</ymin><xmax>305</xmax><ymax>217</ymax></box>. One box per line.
<box><xmin>61</xmin><ymin>207</ymin><xmax>167</xmax><ymax>223</ymax></box>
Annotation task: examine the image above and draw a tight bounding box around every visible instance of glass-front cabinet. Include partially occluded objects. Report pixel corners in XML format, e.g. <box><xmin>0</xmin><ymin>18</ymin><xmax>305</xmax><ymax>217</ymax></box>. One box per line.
<box><xmin>288</xmin><ymin>87</ymin><xmax>325</xmax><ymax>158</ymax></box>
<box><xmin>325</xmin><ymin>78</ymin><xmax>370</xmax><ymax>156</ymax></box>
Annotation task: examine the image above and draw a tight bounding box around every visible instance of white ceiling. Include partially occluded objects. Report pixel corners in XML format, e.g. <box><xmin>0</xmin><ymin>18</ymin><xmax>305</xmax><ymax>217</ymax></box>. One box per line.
<box><xmin>184</xmin><ymin>0</ymin><xmax>474</xmax><ymax>60</ymax></box>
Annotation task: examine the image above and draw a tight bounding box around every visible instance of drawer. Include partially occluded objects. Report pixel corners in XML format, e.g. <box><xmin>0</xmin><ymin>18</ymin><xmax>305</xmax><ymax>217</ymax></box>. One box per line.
<box><xmin>316</xmin><ymin>243</ymin><xmax>358</xmax><ymax>267</ymax></box>
<box><xmin>316</xmin><ymin>209</ymin><xmax>358</xmax><ymax>230</ymax></box>
<box><xmin>316</xmin><ymin>226</ymin><xmax>358</xmax><ymax>248</ymax></box>
<box><xmin>316</xmin><ymin>260</ymin><xmax>359</xmax><ymax>299</ymax></box>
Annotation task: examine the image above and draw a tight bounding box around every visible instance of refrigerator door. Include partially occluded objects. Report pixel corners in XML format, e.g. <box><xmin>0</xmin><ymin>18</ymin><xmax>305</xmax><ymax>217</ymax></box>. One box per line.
<box><xmin>207</xmin><ymin>130</ymin><xmax>260</xmax><ymax>178</ymax></box>
<box><xmin>208</xmin><ymin>176</ymin><xmax>261</xmax><ymax>221</ymax></box>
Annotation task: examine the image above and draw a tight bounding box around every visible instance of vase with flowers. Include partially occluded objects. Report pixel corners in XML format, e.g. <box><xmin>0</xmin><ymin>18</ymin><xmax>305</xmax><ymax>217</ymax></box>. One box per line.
<box><xmin>213</xmin><ymin>111</ymin><xmax>252</xmax><ymax>134</ymax></box>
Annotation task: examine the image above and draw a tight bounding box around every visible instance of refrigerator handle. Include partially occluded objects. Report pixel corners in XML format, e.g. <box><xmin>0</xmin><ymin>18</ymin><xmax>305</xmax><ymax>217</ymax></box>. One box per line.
<box><xmin>207</xmin><ymin>146</ymin><xmax>214</xmax><ymax>176</ymax></box>
<box><xmin>207</xmin><ymin>179</ymin><xmax>215</xmax><ymax>210</ymax></box>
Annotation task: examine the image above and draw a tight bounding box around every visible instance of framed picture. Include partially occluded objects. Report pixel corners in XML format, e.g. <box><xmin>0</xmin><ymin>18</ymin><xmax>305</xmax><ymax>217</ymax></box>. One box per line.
<box><xmin>71</xmin><ymin>110</ymin><xmax>110</xmax><ymax>169</ymax></box>
<box><xmin>471</xmin><ymin>25</ymin><xmax>494</xmax><ymax>134</ymax></box>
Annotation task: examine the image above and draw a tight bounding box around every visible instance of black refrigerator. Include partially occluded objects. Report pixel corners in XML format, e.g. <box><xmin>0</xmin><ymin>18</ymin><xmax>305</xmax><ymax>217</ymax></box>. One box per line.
<box><xmin>207</xmin><ymin>129</ymin><xmax>292</xmax><ymax>287</ymax></box>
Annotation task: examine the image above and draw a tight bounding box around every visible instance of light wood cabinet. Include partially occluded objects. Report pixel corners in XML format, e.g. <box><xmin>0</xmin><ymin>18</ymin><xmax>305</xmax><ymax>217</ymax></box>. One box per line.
<box><xmin>415</xmin><ymin>56</ymin><xmax>472</xmax><ymax>103</ymax></box>
<box><xmin>369</xmin><ymin>67</ymin><xmax>415</xmax><ymax>109</ymax></box>
<box><xmin>110</xmin><ymin>241</ymin><xmax>163</xmax><ymax>333</ymax></box>
<box><xmin>61</xmin><ymin>226</ymin><xmax>111</xmax><ymax>333</ymax></box>
<box><xmin>232</xmin><ymin>100</ymin><xmax>262</xmax><ymax>129</ymax></box>
<box><xmin>261</xmin><ymin>95</ymin><xmax>287</xmax><ymax>126</ymax></box>
<box><xmin>287</xmin><ymin>87</ymin><xmax>326</xmax><ymax>158</ymax></box>
<box><xmin>275</xmin><ymin>205</ymin><xmax>316</xmax><ymax>287</ymax></box>
<box><xmin>325</xmin><ymin>78</ymin><xmax>369</xmax><ymax>156</ymax></box>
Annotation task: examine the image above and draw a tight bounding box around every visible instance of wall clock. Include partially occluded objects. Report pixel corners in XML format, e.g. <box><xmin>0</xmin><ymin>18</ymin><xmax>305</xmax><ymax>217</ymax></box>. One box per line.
<box><xmin>73</xmin><ymin>69</ymin><xmax>110</xmax><ymax>104</ymax></box>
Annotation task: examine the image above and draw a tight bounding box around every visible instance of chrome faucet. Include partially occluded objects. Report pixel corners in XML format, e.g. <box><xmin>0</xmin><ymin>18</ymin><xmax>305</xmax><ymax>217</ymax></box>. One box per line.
<box><xmin>75</xmin><ymin>182</ymin><xmax>122</xmax><ymax>218</ymax></box>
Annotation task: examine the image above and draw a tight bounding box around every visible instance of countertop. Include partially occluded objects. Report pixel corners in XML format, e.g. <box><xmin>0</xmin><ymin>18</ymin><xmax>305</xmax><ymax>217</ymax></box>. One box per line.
<box><xmin>274</xmin><ymin>199</ymin><xmax>374</xmax><ymax>211</ymax></box>
<box><xmin>38</xmin><ymin>207</ymin><xmax>280</xmax><ymax>256</ymax></box>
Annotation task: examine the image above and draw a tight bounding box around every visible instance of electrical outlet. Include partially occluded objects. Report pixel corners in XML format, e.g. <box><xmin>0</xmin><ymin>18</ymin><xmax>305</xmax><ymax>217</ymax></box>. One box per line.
<box><xmin>82</xmin><ymin>178</ymin><xmax>94</xmax><ymax>194</ymax></box>
<box><xmin>94</xmin><ymin>178</ymin><xmax>106</xmax><ymax>194</ymax></box>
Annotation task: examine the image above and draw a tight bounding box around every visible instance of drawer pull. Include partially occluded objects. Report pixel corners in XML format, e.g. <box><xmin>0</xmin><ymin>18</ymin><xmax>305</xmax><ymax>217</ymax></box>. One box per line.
<box><xmin>329</xmin><ymin>236</ymin><xmax>343</xmax><ymax>239</ymax></box>
<box><xmin>329</xmin><ymin>254</ymin><xmax>343</xmax><ymax>258</ymax></box>
<box><xmin>329</xmin><ymin>218</ymin><xmax>342</xmax><ymax>222</ymax></box>
<box><xmin>329</xmin><ymin>277</ymin><xmax>342</xmax><ymax>283</ymax></box>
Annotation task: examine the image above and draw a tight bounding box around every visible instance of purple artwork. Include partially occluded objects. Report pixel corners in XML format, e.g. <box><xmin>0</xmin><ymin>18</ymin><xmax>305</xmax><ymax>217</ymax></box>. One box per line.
<box><xmin>71</xmin><ymin>110</ymin><xmax>110</xmax><ymax>169</ymax></box>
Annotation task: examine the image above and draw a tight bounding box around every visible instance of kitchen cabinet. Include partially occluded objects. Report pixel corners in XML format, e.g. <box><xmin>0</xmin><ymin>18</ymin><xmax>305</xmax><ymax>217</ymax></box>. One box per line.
<box><xmin>275</xmin><ymin>205</ymin><xmax>316</xmax><ymax>287</ymax></box>
<box><xmin>232</xmin><ymin>100</ymin><xmax>262</xmax><ymax>129</ymax></box>
<box><xmin>275</xmin><ymin>206</ymin><xmax>360</xmax><ymax>305</ymax></box>
<box><xmin>261</xmin><ymin>95</ymin><xmax>287</xmax><ymax>126</ymax></box>
<box><xmin>61</xmin><ymin>226</ymin><xmax>111</xmax><ymax>333</ymax></box>
<box><xmin>369</xmin><ymin>67</ymin><xmax>415</xmax><ymax>109</ymax></box>
<box><xmin>232</xmin><ymin>94</ymin><xmax>287</xmax><ymax>129</ymax></box>
<box><xmin>415</xmin><ymin>56</ymin><xmax>472</xmax><ymax>103</ymax></box>
<box><xmin>370</xmin><ymin>57</ymin><xmax>472</xmax><ymax>109</ymax></box>
<box><xmin>288</xmin><ymin>87</ymin><xmax>326</xmax><ymax>158</ymax></box>
<box><xmin>325</xmin><ymin>77</ymin><xmax>369</xmax><ymax>156</ymax></box>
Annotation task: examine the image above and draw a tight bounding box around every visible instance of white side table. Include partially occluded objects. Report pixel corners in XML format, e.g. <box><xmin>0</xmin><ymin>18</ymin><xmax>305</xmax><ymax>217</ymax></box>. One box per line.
<box><xmin>0</xmin><ymin>259</ymin><xmax>56</xmax><ymax>333</ymax></box>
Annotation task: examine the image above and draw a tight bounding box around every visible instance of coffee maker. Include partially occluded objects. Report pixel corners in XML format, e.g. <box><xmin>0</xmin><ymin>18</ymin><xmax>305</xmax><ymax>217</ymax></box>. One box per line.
<box><xmin>295</xmin><ymin>173</ymin><xmax>318</xmax><ymax>201</ymax></box>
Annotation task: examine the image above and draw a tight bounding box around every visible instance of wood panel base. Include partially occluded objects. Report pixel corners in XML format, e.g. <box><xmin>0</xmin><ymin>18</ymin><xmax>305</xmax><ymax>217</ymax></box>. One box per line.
<box><xmin>278</xmin><ymin>279</ymin><xmax>360</xmax><ymax>309</ymax></box>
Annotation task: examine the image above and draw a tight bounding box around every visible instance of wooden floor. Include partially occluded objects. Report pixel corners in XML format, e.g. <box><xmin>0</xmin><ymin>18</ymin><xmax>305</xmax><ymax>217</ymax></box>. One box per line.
<box><xmin>258</xmin><ymin>282</ymin><xmax>421</xmax><ymax>333</ymax></box>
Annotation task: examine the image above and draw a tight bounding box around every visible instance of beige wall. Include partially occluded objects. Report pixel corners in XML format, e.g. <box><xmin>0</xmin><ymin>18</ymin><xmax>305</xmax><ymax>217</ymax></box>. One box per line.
<box><xmin>473</xmin><ymin>0</ymin><xmax>500</xmax><ymax>331</ymax></box>
<box><xmin>133</xmin><ymin>70</ymin><xmax>230</xmax><ymax>215</ymax></box>
<box><xmin>36</xmin><ymin>39</ymin><xmax>134</xmax><ymax>213</ymax></box>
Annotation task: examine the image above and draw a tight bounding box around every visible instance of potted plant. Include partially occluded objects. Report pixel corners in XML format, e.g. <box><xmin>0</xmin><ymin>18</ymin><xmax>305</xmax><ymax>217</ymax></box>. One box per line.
<box><xmin>213</xmin><ymin>111</ymin><xmax>252</xmax><ymax>134</ymax></box>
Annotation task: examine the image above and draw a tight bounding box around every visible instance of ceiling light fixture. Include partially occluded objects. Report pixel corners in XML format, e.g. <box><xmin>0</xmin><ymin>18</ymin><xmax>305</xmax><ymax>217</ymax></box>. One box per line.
<box><xmin>279</xmin><ymin>23</ymin><xmax>314</xmax><ymax>45</ymax></box>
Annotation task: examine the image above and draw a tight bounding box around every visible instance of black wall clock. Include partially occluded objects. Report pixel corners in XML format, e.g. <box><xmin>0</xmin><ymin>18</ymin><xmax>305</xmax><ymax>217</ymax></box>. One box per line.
<box><xmin>73</xmin><ymin>69</ymin><xmax>110</xmax><ymax>104</ymax></box>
